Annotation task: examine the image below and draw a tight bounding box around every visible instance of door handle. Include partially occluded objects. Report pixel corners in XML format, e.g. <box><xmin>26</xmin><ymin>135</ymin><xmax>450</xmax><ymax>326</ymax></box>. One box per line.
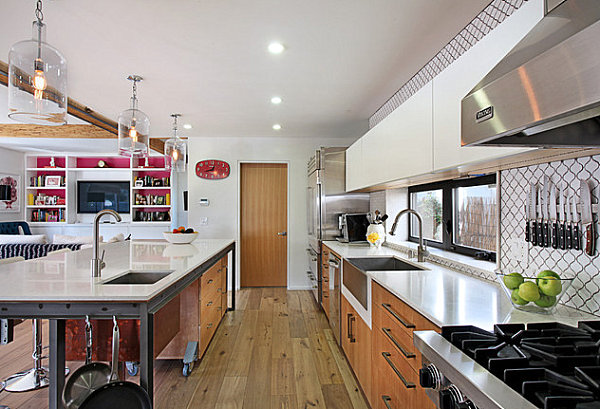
<box><xmin>277</xmin><ymin>231</ymin><xmax>287</xmax><ymax>236</ymax></box>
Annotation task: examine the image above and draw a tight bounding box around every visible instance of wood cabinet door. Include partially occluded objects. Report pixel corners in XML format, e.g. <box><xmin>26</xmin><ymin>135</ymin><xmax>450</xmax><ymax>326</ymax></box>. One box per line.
<box><xmin>354</xmin><ymin>308</ymin><xmax>372</xmax><ymax>405</ymax></box>
<box><xmin>341</xmin><ymin>295</ymin><xmax>355</xmax><ymax>366</ymax></box>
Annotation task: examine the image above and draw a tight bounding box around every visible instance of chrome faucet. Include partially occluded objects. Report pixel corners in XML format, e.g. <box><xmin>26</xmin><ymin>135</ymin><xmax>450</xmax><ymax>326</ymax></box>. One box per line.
<box><xmin>389</xmin><ymin>209</ymin><xmax>429</xmax><ymax>262</ymax></box>
<box><xmin>91</xmin><ymin>209</ymin><xmax>122</xmax><ymax>277</ymax></box>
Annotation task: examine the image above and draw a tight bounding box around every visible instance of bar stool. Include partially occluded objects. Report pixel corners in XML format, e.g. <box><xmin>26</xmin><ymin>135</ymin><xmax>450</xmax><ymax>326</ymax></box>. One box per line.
<box><xmin>3</xmin><ymin>253</ymin><xmax>69</xmax><ymax>393</ymax></box>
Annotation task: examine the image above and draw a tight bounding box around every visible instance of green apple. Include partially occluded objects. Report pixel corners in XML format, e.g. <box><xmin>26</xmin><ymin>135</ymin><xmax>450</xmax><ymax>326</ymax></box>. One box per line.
<box><xmin>536</xmin><ymin>270</ymin><xmax>560</xmax><ymax>286</ymax></box>
<box><xmin>511</xmin><ymin>289</ymin><xmax>529</xmax><ymax>306</ymax></box>
<box><xmin>534</xmin><ymin>294</ymin><xmax>557</xmax><ymax>308</ymax></box>
<box><xmin>519</xmin><ymin>281</ymin><xmax>541</xmax><ymax>302</ymax></box>
<box><xmin>538</xmin><ymin>276</ymin><xmax>562</xmax><ymax>296</ymax></box>
<box><xmin>503</xmin><ymin>273</ymin><xmax>525</xmax><ymax>290</ymax></box>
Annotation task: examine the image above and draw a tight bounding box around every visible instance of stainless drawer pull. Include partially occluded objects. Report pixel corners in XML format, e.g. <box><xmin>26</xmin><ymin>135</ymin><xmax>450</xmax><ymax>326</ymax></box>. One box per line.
<box><xmin>206</xmin><ymin>301</ymin><xmax>213</xmax><ymax>307</ymax></box>
<box><xmin>217</xmin><ymin>288</ymin><xmax>222</xmax><ymax>292</ymax></box>
<box><xmin>207</xmin><ymin>323</ymin><xmax>213</xmax><ymax>328</ymax></box>
<box><xmin>382</xmin><ymin>327</ymin><xmax>415</xmax><ymax>359</ymax></box>
<box><xmin>381</xmin><ymin>303</ymin><xmax>415</xmax><ymax>329</ymax></box>
<box><xmin>382</xmin><ymin>395</ymin><xmax>393</xmax><ymax>409</ymax></box>
<box><xmin>382</xmin><ymin>352</ymin><xmax>415</xmax><ymax>389</ymax></box>
<box><xmin>207</xmin><ymin>279</ymin><xmax>213</xmax><ymax>284</ymax></box>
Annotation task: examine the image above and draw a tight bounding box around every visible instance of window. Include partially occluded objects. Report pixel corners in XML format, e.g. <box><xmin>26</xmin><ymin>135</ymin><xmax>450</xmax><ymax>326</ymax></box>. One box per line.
<box><xmin>408</xmin><ymin>174</ymin><xmax>497</xmax><ymax>260</ymax></box>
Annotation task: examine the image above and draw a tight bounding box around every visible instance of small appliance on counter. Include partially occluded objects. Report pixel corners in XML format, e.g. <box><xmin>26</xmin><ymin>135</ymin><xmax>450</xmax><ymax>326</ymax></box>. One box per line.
<box><xmin>336</xmin><ymin>213</ymin><xmax>369</xmax><ymax>243</ymax></box>
<box><xmin>415</xmin><ymin>320</ymin><xmax>600</xmax><ymax>409</ymax></box>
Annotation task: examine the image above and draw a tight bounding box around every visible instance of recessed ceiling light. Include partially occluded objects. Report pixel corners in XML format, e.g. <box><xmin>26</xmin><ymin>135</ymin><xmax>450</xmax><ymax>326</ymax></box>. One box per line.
<box><xmin>272</xmin><ymin>124</ymin><xmax>282</xmax><ymax>130</ymax></box>
<box><xmin>183</xmin><ymin>124</ymin><xmax>192</xmax><ymax>129</ymax></box>
<box><xmin>271</xmin><ymin>96</ymin><xmax>282</xmax><ymax>105</ymax></box>
<box><xmin>268</xmin><ymin>42</ymin><xmax>285</xmax><ymax>54</ymax></box>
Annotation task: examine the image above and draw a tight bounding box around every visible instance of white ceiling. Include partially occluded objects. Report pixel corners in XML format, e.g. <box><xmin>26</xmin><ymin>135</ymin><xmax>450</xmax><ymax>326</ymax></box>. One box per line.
<box><xmin>0</xmin><ymin>0</ymin><xmax>490</xmax><ymax>144</ymax></box>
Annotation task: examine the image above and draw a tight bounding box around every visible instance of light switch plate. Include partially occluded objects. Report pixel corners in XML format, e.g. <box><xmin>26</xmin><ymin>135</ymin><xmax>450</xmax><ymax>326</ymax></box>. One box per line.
<box><xmin>200</xmin><ymin>217</ymin><xmax>208</xmax><ymax>226</ymax></box>
<box><xmin>509</xmin><ymin>238</ymin><xmax>528</xmax><ymax>264</ymax></box>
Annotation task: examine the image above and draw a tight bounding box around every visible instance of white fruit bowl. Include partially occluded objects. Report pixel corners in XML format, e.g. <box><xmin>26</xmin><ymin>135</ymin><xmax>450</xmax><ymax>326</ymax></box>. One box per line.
<box><xmin>163</xmin><ymin>232</ymin><xmax>198</xmax><ymax>244</ymax></box>
<box><xmin>495</xmin><ymin>269</ymin><xmax>574</xmax><ymax>314</ymax></box>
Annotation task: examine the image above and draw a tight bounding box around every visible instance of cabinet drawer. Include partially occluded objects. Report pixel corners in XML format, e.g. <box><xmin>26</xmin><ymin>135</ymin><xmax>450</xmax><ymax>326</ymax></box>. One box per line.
<box><xmin>201</xmin><ymin>263</ymin><xmax>221</xmax><ymax>293</ymax></box>
<box><xmin>373</xmin><ymin>283</ymin><xmax>415</xmax><ymax>337</ymax></box>
<box><xmin>374</xmin><ymin>343</ymin><xmax>417</xmax><ymax>409</ymax></box>
<box><xmin>375</xmin><ymin>322</ymin><xmax>419</xmax><ymax>372</ymax></box>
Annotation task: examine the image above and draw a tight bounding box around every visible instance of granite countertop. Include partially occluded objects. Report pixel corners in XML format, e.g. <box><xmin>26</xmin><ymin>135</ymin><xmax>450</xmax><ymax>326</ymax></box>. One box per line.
<box><xmin>0</xmin><ymin>239</ymin><xmax>234</xmax><ymax>302</ymax></box>
<box><xmin>323</xmin><ymin>241</ymin><xmax>596</xmax><ymax>330</ymax></box>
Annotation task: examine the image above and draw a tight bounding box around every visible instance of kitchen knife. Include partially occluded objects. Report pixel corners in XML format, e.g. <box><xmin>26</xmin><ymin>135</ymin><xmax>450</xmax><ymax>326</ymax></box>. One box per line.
<box><xmin>559</xmin><ymin>184</ymin><xmax>566</xmax><ymax>250</ymax></box>
<box><xmin>572</xmin><ymin>193</ymin><xmax>580</xmax><ymax>251</ymax></box>
<box><xmin>529</xmin><ymin>183</ymin><xmax>537</xmax><ymax>246</ymax></box>
<box><xmin>566</xmin><ymin>194</ymin><xmax>573</xmax><ymax>249</ymax></box>
<box><xmin>580</xmin><ymin>179</ymin><xmax>595</xmax><ymax>256</ymax></box>
<box><xmin>537</xmin><ymin>184</ymin><xmax>544</xmax><ymax>246</ymax></box>
<box><xmin>525</xmin><ymin>188</ymin><xmax>529</xmax><ymax>243</ymax></box>
<box><xmin>542</xmin><ymin>176</ymin><xmax>550</xmax><ymax>247</ymax></box>
<box><xmin>550</xmin><ymin>183</ymin><xmax>558</xmax><ymax>249</ymax></box>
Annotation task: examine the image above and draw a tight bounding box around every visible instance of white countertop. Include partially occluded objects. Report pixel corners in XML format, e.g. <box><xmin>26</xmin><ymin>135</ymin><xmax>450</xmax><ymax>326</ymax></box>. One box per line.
<box><xmin>0</xmin><ymin>239</ymin><xmax>234</xmax><ymax>302</ymax></box>
<box><xmin>324</xmin><ymin>241</ymin><xmax>597</xmax><ymax>330</ymax></box>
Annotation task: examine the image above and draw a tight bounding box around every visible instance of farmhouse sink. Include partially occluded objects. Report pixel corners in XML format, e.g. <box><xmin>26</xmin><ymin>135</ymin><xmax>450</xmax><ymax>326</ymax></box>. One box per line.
<box><xmin>346</xmin><ymin>257</ymin><xmax>425</xmax><ymax>272</ymax></box>
<box><xmin>103</xmin><ymin>270</ymin><xmax>174</xmax><ymax>285</ymax></box>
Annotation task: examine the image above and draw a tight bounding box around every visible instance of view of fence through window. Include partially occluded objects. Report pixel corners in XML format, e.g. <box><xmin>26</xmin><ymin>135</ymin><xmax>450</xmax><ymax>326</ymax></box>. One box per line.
<box><xmin>454</xmin><ymin>184</ymin><xmax>497</xmax><ymax>252</ymax></box>
<box><xmin>411</xmin><ymin>190</ymin><xmax>443</xmax><ymax>242</ymax></box>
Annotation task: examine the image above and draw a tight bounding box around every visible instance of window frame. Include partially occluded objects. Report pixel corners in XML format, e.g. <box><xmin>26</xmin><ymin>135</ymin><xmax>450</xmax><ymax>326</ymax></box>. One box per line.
<box><xmin>407</xmin><ymin>174</ymin><xmax>497</xmax><ymax>261</ymax></box>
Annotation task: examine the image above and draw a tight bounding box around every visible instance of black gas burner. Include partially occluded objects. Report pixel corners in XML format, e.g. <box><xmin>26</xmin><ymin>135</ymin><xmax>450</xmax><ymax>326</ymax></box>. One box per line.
<box><xmin>441</xmin><ymin>321</ymin><xmax>600</xmax><ymax>409</ymax></box>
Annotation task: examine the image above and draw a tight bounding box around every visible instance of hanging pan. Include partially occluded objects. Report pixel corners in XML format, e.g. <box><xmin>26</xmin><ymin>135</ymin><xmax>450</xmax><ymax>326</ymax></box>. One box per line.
<box><xmin>62</xmin><ymin>316</ymin><xmax>111</xmax><ymax>409</ymax></box>
<box><xmin>79</xmin><ymin>317</ymin><xmax>151</xmax><ymax>409</ymax></box>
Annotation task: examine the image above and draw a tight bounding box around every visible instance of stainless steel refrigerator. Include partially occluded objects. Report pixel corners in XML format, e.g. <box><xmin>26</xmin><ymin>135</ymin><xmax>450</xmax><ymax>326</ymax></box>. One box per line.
<box><xmin>307</xmin><ymin>147</ymin><xmax>369</xmax><ymax>303</ymax></box>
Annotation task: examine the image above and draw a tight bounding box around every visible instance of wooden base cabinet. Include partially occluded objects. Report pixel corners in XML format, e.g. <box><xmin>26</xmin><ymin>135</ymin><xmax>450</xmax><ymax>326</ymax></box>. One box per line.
<box><xmin>341</xmin><ymin>294</ymin><xmax>372</xmax><ymax>405</ymax></box>
<box><xmin>158</xmin><ymin>255</ymin><xmax>228</xmax><ymax>360</ymax></box>
<box><xmin>372</xmin><ymin>282</ymin><xmax>439</xmax><ymax>409</ymax></box>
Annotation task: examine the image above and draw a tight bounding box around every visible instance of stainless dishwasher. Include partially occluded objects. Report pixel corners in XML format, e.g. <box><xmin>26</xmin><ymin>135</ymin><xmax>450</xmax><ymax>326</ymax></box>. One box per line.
<box><xmin>328</xmin><ymin>252</ymin><xmax>341</xmax><ymax>344</ymax></box>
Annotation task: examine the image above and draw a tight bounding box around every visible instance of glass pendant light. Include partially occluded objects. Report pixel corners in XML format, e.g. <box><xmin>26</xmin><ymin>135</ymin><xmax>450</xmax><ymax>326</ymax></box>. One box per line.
<box><xmin>164</xmin><ymin>114</ymin><xmax>187</xmax><ymax>172</ymax></box>
<box><xmin>118</xmin><ymin>75</ymin><xmax>150</xmax><ymax>157</ymax></box>
<box><xmin>8</xmin><ymin>0</ymin><xmax>67</xmax><ymax>125</ymax></box>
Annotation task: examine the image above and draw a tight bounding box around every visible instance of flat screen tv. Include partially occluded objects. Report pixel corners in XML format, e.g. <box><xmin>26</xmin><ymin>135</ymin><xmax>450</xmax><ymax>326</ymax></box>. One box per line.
<box><xmin>77</xmin><ymin>181</ymin><xmax>130</xmax><ymax>214</ymax></box>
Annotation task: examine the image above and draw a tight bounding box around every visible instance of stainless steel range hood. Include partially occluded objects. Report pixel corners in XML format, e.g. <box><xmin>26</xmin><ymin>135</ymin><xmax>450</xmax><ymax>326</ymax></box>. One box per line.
<box><xmin>461</xmin><ymin>0</ymin><xmax>600</xmax><ymax>147</ymax></box>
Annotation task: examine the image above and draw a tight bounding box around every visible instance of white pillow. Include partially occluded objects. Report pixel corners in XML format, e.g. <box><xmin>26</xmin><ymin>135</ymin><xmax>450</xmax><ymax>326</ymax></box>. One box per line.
<box><xmin>53</xmin><ymin>234</ymin><xmax>102</xmax><ymax>244</ymax></box>
<box><xmin>108</xmin><ymin>233</ymin><xmax>125</xmax><ymax>243</ymax></box>
<box><xmin>0</xmin><ymin>234</ymin><xmax>48</xmax><ymax>244</ymax></box>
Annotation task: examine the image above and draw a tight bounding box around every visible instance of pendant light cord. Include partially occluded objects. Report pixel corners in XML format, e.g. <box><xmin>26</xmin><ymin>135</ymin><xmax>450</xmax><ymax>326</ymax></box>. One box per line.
<box><xmin>35</xmin><ymin>0</ymin><xmax>44</xmax><ymax>23</ymax></box>
<box><xmin>171</xmin><ymin>114</ymin><xmax>181</xmax><ymax>138</ymax></box>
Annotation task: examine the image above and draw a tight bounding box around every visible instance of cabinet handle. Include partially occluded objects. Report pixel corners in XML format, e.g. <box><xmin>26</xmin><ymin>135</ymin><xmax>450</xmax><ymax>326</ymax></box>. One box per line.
<box><xmin>381</xmin><ymin>303</ymin><xmax>415</xmax><ymax>329</ymax></box>
<box><xmin>208</xmin><ymin>279</ymin><xmax>213</xmax><ymax>284</ymax></box>
<box><xmin>207</xmin><ymin>323</ymin><xmax>213</xmax><ymax>328</ymax></box>
<box><xmin>347</xmin><ymin>314</ymin><xmax>356</xmax><ymax>343</ymax></box>
<box><xmin>382</xmin><ymin>395</ymin><xmax>393</xmax><ymax>409</ymax></box>
<box><xmin>206</xmin><ymin>301</ymin><xmax>213</xmax><ymax>307</ymax></box>
<box><xmin>381</xmin><ymin>352</ymin><xmax>415</xmax><ymax>389</ymax></box>
<box><xmin>382</xmin><ymin>328</ymin><xmax>415</xmax><ymax>359</ymax></box>
<box><xmin>217</xmin><ymin>288</ymin><xmax>222</xmax><ymax>292</ymax></box>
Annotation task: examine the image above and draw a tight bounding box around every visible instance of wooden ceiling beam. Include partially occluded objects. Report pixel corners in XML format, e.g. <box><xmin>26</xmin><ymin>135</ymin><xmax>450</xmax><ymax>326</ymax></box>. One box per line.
<box><xmin>0</xmin><ymin>60</ymin><xmax>165</xmax><ymax>153</ymax></box>
<box><xmin>0</xmin><ymin>124</ymin><xmax>114</xmax><ymax>138</ymax></box>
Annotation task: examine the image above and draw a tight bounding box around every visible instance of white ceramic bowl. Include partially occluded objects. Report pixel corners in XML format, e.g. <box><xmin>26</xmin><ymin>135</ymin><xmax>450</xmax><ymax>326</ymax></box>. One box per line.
<box><xmin>163</xmin><ymin>232</ymin><xmax>198</xmax><ymax>244</ymax></box>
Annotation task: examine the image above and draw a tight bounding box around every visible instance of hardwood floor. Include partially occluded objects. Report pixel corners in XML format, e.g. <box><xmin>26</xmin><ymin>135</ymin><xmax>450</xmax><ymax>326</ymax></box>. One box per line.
<box><xmin>0</xmin><ymin>289</ymin><xmax>370</xmax><ymax>409</ymax></box>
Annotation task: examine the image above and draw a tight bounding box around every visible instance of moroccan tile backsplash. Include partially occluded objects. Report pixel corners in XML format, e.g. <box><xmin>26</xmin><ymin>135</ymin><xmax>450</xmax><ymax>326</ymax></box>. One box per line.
<box><xmin>500</xmin><ymin>155</ymin><xmax>600</xmax><ymax>316</ymax></box>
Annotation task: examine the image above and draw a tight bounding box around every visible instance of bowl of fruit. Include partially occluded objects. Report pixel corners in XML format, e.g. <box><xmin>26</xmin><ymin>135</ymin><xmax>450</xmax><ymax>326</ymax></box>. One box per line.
<box><xmin>496</xmin><ymin>269</ymin><xmax>574</xmax><ymax>314</ymax></box>
<box><xmin>163</xmin><ymin>226</ymin><xmax>198</xmax><ymax>244</ymax></box>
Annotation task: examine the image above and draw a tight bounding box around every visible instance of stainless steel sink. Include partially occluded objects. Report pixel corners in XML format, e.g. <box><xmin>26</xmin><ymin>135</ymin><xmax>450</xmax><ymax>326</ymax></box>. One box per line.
<box><xmin>103</xmin><ymin>270</ymin><xmax>174</xmax><ymax>285</ymax></box>
<box><xmin>346</xmin><ymin>257</ymin><xmax>425</xmax><ymax>272</ymax></box>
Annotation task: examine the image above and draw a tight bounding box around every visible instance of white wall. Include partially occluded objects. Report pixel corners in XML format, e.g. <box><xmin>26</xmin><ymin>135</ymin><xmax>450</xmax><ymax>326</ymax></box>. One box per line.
<box><xmin>187</xmin><ymin>136</ymin><xmax>355</xmax><ymax>290</ymax></box>
<box><xmin>0</xmin><ymin>146</ymin><xmax>24</xmax><ymax>222</ymax></box>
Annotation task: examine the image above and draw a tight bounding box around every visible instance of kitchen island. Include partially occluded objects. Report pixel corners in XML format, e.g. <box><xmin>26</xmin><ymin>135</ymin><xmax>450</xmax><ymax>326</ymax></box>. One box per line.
<box><xmin>0</xmin><ymin>238</ymin><xmax>235</xmax><ymax>409</ymax></box>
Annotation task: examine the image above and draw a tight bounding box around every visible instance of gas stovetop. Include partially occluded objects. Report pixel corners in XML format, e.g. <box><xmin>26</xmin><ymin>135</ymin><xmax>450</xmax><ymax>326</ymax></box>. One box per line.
<box><xmin>438</xmin><ymin>321</ymin><xmax>600</xmax><ymax>409</ymax></box>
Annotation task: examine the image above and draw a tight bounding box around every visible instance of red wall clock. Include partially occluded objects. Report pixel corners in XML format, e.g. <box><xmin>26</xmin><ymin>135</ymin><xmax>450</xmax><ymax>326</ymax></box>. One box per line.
<box><xmin>195</xmin><ymin>160</ymin><xmax>231</xmax><ymax>179</ymax></box>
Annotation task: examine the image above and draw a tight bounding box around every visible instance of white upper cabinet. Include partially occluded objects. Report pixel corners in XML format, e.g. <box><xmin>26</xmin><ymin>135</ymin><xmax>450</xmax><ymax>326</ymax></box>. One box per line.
<box><xmin>346</xmin><ymin>138</ymin><xmax>364</xmax><ymax>191</ymax></box>
<box><xmin>362</xmin><ymin>82</ymin><xmax>433</xmax><ymax>187</ymax></box>
<box><xmin>432</xmin><ymin>0</ymin><xmax>543</xmax><ymax>171</ymax></box>
<box><xmin>346</xmin><ymin>82</ymin><xmax>433</xmax><ymax>191</ymax></box>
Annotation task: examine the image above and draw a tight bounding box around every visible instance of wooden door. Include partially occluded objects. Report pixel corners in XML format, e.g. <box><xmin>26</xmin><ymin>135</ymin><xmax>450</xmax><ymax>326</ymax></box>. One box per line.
<box><xmin>240</xmin><ymin>163</ymin><xmax>287</xmax><ymax>287</ymax></box>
